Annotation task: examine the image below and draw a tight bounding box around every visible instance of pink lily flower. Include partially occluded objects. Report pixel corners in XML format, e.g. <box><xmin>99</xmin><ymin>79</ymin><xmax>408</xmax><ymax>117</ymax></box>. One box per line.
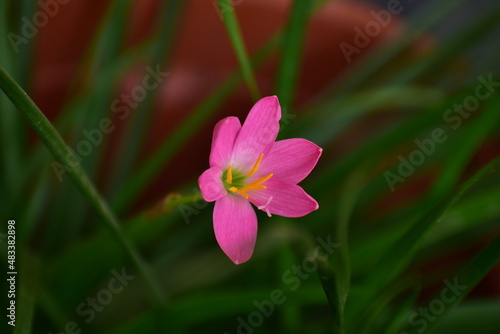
<box><xmin>198</xmin><ymin>96</ymin><xmax>322</xmax><ymax>264</ymax></box>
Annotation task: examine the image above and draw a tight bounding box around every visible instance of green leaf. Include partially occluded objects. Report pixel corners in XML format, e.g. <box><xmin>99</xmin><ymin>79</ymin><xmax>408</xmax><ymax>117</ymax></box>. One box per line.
<box><xmin>330</xmin><ymin>0</ymin><xmax>474</xmax><ymax>95</ymax></box>
<box><xmin>13</xmin><ymin>284</ymin><xmax>35</xmax><ymax>334</ymax></box>
<box><xmin>309</xmin><ymin>92</ymin><xmax>451</xmax><ymax>201</ymax></box>
<box><xmin>106</xmin><ymin>0</ymin><xmax>186</xmax><ymax>198</ymax></box>
<box><xmin>318</xmin><ymin>169</ymin><xmax>364</xmax><ymax>333</ymax></box>
<box><xmin>404</xmin><ymin>234</ymin><xmax>500</xmax><ymax>334</ymax></box>
<box><xmin>216</xmin><ymin>0</ymin><xmax>261</xmax><ymax>100</ymax></box>
<box><xmin>349</xmin><ymin>155</ymin><xmax>500</xmax><ymax>325</ymax></box>
<box><xmin>54</xmin><ymin>0</ymin><xmax>133</xmax><ymax>235</ymax></box>
<box><xmin>0</xmin><ymin>67</ymin><xmax>166</xmax><ymax>309</ymax></box>
<box><xmin>390</xmin><ymin>6</ymin><xmax>500</xmax><ymax>84</ymax></box>
<box><xmin>0</xmin><ymin>0</ymin><xmax>24</xmax><ymax>204</ymax></box>
<box><xmin>13</xmin><ymin>253</ymin><xmax>40</xmax><ymax>334</ymax></box>
<box><xmin>430</xmin><ymin>301</ymin><xmax>500</xmax><ymax>334</ymax></box>
<box><xmin>427</xmin><ymin>96</ymin><xmax>500</xmax><ymax>201</ymax></box>
<box><xmin>291</xmin><ymin>86</ymin><xmax>444</xmax><ymax>146</ymax></box>
<box><xmin>275</xmin><ymin>0</ymin><xmax>314</xmax><ymax>108</ymax></box>
<box><xmin>356</xmin><ymin>279</ymin><xmax>419</xmax><ymax>334</ymax></box>
<box><xmin>334</xmin><ymin>171</ymin><xmax>363</xmax><ymax>321</ymax></box>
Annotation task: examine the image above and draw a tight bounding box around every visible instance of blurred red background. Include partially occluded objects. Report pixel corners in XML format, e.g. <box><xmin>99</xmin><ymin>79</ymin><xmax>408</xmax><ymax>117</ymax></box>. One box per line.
<box><xmin>32</xmin><ymin>0</ymin><xmax>406</xmax><ymax>204</ymax></box>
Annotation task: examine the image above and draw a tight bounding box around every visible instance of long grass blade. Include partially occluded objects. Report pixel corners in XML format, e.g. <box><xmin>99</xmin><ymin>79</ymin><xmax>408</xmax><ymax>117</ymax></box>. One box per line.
<box><xmin>0</xmin><ymin>0</ymin><xmax>23</xmax><ymax>204</ymax></box>
<box><xmin>0</xmin><ymin>67</ymin><xmax>166</xmax><ymax>308</ymax></box>
<box><xmin>216</xmin><ymin>0</ymin><xmax>261</xmax><ymax>100</ymax></box>
<box><xmin>275</xmin><ymin>0</ymin><xmax>313</xmax><ymax>108</ymax></box>
<box><xmin>349</xmin><ymin>155</ymin><xmax>500</xmax><ymax>324</ymax></box>
<box><xmin>106</xmin><ymin>0</ymin><xmax>186</xmax><ymax>198</ymax></box>
<box><xmin>405</xmin><ymin>233</ymin><xmax>500</xmax><ymax>334</ymax></box>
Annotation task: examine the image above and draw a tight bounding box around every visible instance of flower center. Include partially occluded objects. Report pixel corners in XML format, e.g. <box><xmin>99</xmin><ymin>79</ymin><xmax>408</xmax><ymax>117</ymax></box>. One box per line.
<box><xmin>222</xmin><ymin>153</ymin><xmax>273</xmax><ymax>199</ymax></box>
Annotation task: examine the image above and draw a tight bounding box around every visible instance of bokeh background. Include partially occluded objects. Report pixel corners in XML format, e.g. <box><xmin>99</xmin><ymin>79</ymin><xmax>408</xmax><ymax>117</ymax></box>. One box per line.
<box><xmin>1</xmin><ymin>0</ymin><xmax>499</xmax><ymax>333</ymax></box>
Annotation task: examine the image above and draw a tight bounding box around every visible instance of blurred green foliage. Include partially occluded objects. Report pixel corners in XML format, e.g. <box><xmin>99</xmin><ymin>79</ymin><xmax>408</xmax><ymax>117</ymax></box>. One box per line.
<box><xmin>1</xmin><ymin>0</ymin><xmax>499</xmax><ymax>333</ymax></box>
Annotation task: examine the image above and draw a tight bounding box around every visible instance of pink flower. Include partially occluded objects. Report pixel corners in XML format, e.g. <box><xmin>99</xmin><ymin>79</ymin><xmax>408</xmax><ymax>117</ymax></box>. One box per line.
<box><xmin>198</xmin><ymin>96</ymin><xmax>322</xmax><ymax>264</ymax></box>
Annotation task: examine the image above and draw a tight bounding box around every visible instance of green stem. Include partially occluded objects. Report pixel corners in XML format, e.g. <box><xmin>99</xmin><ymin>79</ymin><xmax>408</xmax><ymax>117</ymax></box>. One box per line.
<box><xmin>0</xmin><ymin>67</ymin><xmax>166</xmax><ymax>308</ymax></box>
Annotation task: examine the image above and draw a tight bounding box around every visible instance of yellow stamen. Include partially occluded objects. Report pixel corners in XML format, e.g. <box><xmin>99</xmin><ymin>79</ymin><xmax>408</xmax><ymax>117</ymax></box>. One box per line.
<box><xmin>226</xmin><ymin>165</ymin><xmax>233</xmax><ymax>184</ymax></box>
<box><xmin>241</xmin><ymin>173</ymin><xmax>273</xmax><ymax>192</ymax></box>
<box><xmin>229</xmin><ymin>186</ymin><xmax>249</xmax><ymax>199</ymax></box>
<box><xmin>247</xmin><ymin>153</ymin><xmax>264</xmax><ymax>177</ymax></box>
<box><xmin>227</xmin><ymin>154</ymin><xmax>273</xmax><ymax>198</ymax></box>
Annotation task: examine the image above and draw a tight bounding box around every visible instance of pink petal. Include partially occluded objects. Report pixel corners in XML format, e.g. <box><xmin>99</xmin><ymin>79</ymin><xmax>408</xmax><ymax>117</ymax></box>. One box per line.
<box><xmin>248</xmin><ymin>178</ymin><xmax>319</xmax><ymax>218</ymax></box>
<box><xmin>198</xmin><ymin>167</ymin><xmax>226</xmax><ymax>202</ymax></box>
<box><xmin>210</xmin><ymin>116</ymin><xmax>241</xmax><ymax>168</ymax></box>
<box><xmin>213</xmin><ymin>195</ymin><xmax>258</xmax><ymax>264</ymax></box>
<box><xmin>231</xmin><ymin>96</ymin><xmax>281</xmax><ymax>170</ymax></box>
<box><xmin>256</xmin><ymin>138</ymin><xmax>322</xmax><ymax>184</ymax></box>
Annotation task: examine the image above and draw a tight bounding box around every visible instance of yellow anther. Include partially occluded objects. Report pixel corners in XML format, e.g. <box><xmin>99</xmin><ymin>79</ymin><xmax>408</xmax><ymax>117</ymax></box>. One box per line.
<box><xmin>227</xmin><ymin>155</ymin><xmax>273</xmax><ymax>199</ymax></box>
<box><xmin>226</xmin><ymin>165</ymin><xmax>233</xmax><ymax>184</ymax></box>
<box><xmin>241</xmin><ymin>173</ymin><xmax>273</xmax><ymax>192</ymax></box>
<box><xmin>247</xmin><ymin>153</ymin><xmax>264</xmax><ymax>177</ymax></box>
<box><xmin>229</xmin><ymin>186</ymin><xmax>249</xmax><ymax>199</ymax></box>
